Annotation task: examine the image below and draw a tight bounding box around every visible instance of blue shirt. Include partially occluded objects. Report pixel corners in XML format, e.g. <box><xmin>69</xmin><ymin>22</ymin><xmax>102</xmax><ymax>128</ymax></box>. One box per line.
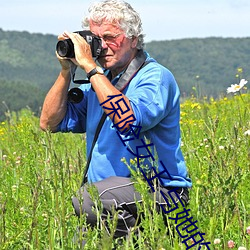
<box><xmin>58</xmin><ymin>52</ymin><xmax>192</xmax><ymax>188</ymax></box>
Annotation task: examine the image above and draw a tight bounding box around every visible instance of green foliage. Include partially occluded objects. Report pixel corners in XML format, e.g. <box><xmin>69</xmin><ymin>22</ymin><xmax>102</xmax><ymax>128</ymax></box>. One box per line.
<box><xmin>0</xmin><ymin>109</ymin><xmax>85</xmax><ymax>249</ymax></box>
<box><xmin>0</xmin><ymin>79</ymin><xmax>46</xmax><ymax>121</ymax></box>
<box><xmin>0</xmin><ymin>29</ymin><xmax>60</xmax><ymax>94</ymax></box>
<box><xmin>0</xmin><ymin>93</ymin><xmax>249</xmax><ymax>249</ymax></box>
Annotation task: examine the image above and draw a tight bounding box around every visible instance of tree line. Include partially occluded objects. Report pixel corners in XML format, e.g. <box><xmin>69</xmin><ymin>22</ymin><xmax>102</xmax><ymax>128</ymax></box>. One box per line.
<box><xmin>0</xmin><ymin>28</ymin><xmax>249</xmax><ymax>120</ymax></box>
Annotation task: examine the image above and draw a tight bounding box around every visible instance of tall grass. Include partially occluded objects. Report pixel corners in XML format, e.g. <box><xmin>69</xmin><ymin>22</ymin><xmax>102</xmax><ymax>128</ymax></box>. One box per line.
<box><xmin>0</xmin><ymin>93</ymin><xmax>249</xmax><ymax>249</ymax></box>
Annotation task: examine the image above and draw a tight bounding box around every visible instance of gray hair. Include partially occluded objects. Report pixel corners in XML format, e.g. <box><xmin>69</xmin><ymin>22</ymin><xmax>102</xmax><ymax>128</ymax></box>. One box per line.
<box><xmin>82</xmin><ymin>0</ymin><xmax>145</xmax><ymax>49</ymax></box>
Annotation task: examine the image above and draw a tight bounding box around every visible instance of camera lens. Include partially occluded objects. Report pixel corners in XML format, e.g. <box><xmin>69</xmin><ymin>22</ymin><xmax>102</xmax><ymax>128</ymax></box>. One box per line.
<box><xmin>56</xmin><ymin>39</ymin><xmax>74</xmax><ymax>58</ymax></box>
<box><xmin>68</xmin><ymin>88</ymin><xmax>84</xmax><ymax>103</ymax></box>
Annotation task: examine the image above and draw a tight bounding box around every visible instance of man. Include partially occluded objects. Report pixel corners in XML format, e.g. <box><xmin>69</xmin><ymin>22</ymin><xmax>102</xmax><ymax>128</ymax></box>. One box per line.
<box><xmin>40</xmin><ymin>0</ymin><xmax>192</xmax><ymax>243</ymax></box>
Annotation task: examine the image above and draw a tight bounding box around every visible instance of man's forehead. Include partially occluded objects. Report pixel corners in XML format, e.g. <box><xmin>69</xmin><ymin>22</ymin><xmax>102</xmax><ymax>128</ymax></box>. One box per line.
<box><xmin>89</xmin><ymin>19</ymin><xmax>121</xmax><ymax>31</ymax></box>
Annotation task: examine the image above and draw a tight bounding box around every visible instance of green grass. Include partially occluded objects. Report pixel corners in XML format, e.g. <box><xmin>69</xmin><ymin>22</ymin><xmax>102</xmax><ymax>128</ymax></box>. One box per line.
<box><xmin>0</xmin><ymin>93</ymin><xmax>249</xmax><ymax>249</ymax></box>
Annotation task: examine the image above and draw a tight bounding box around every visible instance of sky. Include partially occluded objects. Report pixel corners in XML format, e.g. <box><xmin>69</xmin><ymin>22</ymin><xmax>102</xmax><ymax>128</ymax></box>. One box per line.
<box><xmin>1</xmin><ymin>0</ymin><xmax>250</xmax><ymax>42</ymax></box>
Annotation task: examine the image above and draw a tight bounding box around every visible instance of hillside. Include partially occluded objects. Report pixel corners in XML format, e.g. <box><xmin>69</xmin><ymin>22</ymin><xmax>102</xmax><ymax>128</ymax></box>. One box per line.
<box><xmin>145</xmin><ymin>37</ymin><xmax>250</xmax><ymax>97</ymax></box>
<box><xmin>0</xmin><ymin>28</ymin><xmax>249</xmax><ymax>120</ymax></box>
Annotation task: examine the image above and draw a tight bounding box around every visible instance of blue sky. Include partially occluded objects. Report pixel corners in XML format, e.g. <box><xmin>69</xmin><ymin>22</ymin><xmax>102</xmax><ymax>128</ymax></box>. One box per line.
<box><xmin>1</xmin><ymin>0</ymin><xmax>250</xmax><ymax>42</ymax></box>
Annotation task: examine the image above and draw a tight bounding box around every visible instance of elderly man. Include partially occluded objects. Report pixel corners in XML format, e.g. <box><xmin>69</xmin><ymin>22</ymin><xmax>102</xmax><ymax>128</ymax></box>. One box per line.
<box><xmin>40</xmin><ymin>0</ymin><xmax>192</xmax><ymax>243</ymax></box>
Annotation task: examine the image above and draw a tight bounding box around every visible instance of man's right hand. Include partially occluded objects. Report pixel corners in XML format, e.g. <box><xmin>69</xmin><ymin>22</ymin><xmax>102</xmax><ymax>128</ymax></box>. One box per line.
<box><xmin>56</xmin><ymin>33</ymin><xmax>79</xmax><ymax>71</ymax></box>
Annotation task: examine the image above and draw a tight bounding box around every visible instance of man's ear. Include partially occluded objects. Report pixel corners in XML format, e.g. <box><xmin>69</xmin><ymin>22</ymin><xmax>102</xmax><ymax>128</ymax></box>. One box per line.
<box><xmin>131</xmin><ymin>36</ymin><xmax>139</xmax><ymax>48</ymax></box>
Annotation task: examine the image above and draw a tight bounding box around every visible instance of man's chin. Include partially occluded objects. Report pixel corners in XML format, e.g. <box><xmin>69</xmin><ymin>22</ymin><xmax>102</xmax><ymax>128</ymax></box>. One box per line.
<box><xmin>98</xmin><ymin>59</ymin><xmax>113</xmax><ymax>69</ymax></box>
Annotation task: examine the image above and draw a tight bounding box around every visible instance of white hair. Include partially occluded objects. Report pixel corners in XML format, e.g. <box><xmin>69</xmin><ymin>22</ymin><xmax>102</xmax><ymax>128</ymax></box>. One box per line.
<box><xmin>82</xmin><ymin>0</ymin><xmax>145</xmax><ymax>49</ymax></box>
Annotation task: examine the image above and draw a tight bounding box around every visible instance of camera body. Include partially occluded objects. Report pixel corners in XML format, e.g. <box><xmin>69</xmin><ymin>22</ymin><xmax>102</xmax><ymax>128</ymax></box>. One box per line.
<box><xmin>56</xmin><ymin>30</ymin><xmax>102</xmax><ymax>58</ymax></box>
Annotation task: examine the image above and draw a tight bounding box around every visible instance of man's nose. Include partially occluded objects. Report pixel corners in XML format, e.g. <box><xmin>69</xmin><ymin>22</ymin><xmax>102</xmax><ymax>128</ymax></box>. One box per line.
<box><xmin>101</xmin><ymin>38</ymin><xmax>108</xmax><ymax>49</ymax></box>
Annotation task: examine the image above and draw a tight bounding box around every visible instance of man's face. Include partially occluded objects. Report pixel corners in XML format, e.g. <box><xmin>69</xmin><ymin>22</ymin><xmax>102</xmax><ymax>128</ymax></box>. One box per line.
<box><xmin>89</xmin><ymin>20</ymin><xmax>138</xmax><ymax>73</ymax></box>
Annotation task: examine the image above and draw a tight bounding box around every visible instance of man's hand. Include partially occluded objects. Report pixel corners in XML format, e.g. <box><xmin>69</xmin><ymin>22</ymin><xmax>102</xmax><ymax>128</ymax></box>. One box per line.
<box><xmin>62</xmin><ymin>31</ymin><xmax>96</xmax><ymax>73</ymax></box>
<box><xmin>56</xmin><ymin>33</ymin><xmax>79</xmax><ymax>71</ymax></box>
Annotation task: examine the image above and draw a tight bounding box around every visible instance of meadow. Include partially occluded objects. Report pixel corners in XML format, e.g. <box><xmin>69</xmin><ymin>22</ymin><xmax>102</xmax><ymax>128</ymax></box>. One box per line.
<box><xmin>0</xmin><ymin>89</ymin><xmax>249</xmax><ymax>249</ymax></box>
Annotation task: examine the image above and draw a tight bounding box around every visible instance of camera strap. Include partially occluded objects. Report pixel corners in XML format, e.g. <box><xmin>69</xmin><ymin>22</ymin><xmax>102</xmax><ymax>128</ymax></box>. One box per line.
<box><xmin>81</xmin><ymin>50</ymin><xmax>150</xmax><ymax>186</ymax></box>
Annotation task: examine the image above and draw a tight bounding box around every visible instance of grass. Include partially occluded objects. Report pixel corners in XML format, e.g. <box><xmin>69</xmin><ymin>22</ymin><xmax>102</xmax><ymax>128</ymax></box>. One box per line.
<box><xmin>0</xmin><ymin>92</ymin><xmax>249</xmax><ymax>249</ymax></box>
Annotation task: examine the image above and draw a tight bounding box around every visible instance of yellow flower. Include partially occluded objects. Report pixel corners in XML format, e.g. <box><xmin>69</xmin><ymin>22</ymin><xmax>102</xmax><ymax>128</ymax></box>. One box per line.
<box><xmin>237</xmin><ymin>67</ymin><xmax>243</xmax><ymax>73</ymax></box>
<box><xmin>191</xmin><ymin>103</ymin><xmax>201</xmax><ymax>109</ymax></box>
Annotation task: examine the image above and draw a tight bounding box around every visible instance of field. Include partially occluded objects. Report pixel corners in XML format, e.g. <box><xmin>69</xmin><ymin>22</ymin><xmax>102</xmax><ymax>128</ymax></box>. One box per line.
<box><xmin>0</xmin><ymin>90</ymin><xmax>249</xmax><ymax>249</ymax></box>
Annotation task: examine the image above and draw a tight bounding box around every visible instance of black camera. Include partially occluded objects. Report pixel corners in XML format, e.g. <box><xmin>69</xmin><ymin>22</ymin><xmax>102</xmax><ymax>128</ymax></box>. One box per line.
<box><xmin>56</xmin><ymin>30</ymin><xmax>102</xmax><ymax>58</ymax></box>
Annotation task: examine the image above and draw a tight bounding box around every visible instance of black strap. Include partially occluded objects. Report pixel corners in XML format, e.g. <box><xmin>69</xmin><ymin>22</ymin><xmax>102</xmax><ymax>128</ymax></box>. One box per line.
<box><xmin>114</xmin><ymin>49</ymin><xmax>147</xmax><ymax>92</ymax></box>
<box><xmin>81</xmin><ymin>50</ymin><xmax>149</xmax><ymax>186</ymax></box>
<box><xmin>81</xmin><ymin>112</ymin><xmax>107</xmax><ymax>186</ymax></box>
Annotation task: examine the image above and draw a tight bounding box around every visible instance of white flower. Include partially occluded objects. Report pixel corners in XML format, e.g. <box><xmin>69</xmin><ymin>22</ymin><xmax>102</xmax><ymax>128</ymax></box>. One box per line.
<box><xmin>214</xmin><ymin>238</ymin><xmax>221</xmax><ymax>244</ymax></box>
<box><xmin>218</xmin><ymin>145</ymin><xmax>224</xmax><ymax>150</ymax></box>
<box><xmin>20</xmin><ymin>207</ymin><xmax>25</xmax><ymax>214</ymax></box>
<box><xmin>227</xmin><ymin>79</ymin><xmax>248</xmax><ymax>93</ymax></box>
<box><xmin>238</xmin><ymin>247</ymin><xmax>246</xmax><ymax>250</ymax></box>
<box><xmin>244</xmin><ymin>130</ymin><xmax>250</xmax><ymax>136</ymax></box>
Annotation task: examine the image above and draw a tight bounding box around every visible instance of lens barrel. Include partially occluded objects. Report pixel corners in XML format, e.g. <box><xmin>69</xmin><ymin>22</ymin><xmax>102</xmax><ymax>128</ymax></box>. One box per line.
<box><xmin>68</xmin><ymin>88</ymin><xmax>84</xmax><ymax>103</ymax></box>
<box><xmin>56</xmin><ymin>39</ymin><xmax>75</xmax><ymax>58</ymax></box>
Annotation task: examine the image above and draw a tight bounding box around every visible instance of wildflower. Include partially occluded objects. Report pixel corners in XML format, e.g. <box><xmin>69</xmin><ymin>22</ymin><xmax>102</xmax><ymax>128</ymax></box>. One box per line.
<box><xmin>191</xmin><ymin>103</ymin><xmax>201</xmax><ymax>109</ymax></box>
<box><xmin>42</xmin><ymin>213</ymin><xmax>48</xmax><ymax>221</ymax></box>
<box><xmin>20</xmin><ymin>207</ymin><xmax>25</xmax><ymax>214</ymax></box>
<box><xmin>228</xmin><ymin>240</ymin><xmax>235</xmax><ymax>248</ymax></box>
<box><xmin>227</xmin><ymin>79</ymin><xmax>248</xmax><ymax>93</ymax></box>
<box><xmin>214</xmin><ymin>238</ymin><xmax>221</xmax><ymax>244</ymax></box>
<box><xmin>244</xmin><ymin>130</ymin><xmax>250</xmax><ymax>136</ymax></box>
<box><xmin>218</xmin><ymin>145</ymin><xmax>224</xmax><ymax>150</ymax></box>
<box><xmin>129</xmin><ymin>159</ymin><xmax>136</xmax><ymax>165</ymax></box>
<box><xmin>12</xmin><ymin>185</ymin><xmax>17</xmax><ymax>192</ymax></box>
<box><xmin>189</xmin><ymin>238</ymin><xmax>195</xmax><ymax>244</ymax></box>
<box><xmin>237</xmin><ymin>67</ymin><xmax>243</xmax><ymax>73</ymax></box>
<box><xmin>238</xmin><ymin>247</ymin><xmax>246</xmax><ymax>250</ymax></box>
<box><xmin>196</xmin><ymin>179</ymin><xmax>202</xmax><ymax>185</ymax></box>
<box><xmin>246</xmin><ymin>226</ymin><xmax>250</xmax><ymax>235</ymax></box>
